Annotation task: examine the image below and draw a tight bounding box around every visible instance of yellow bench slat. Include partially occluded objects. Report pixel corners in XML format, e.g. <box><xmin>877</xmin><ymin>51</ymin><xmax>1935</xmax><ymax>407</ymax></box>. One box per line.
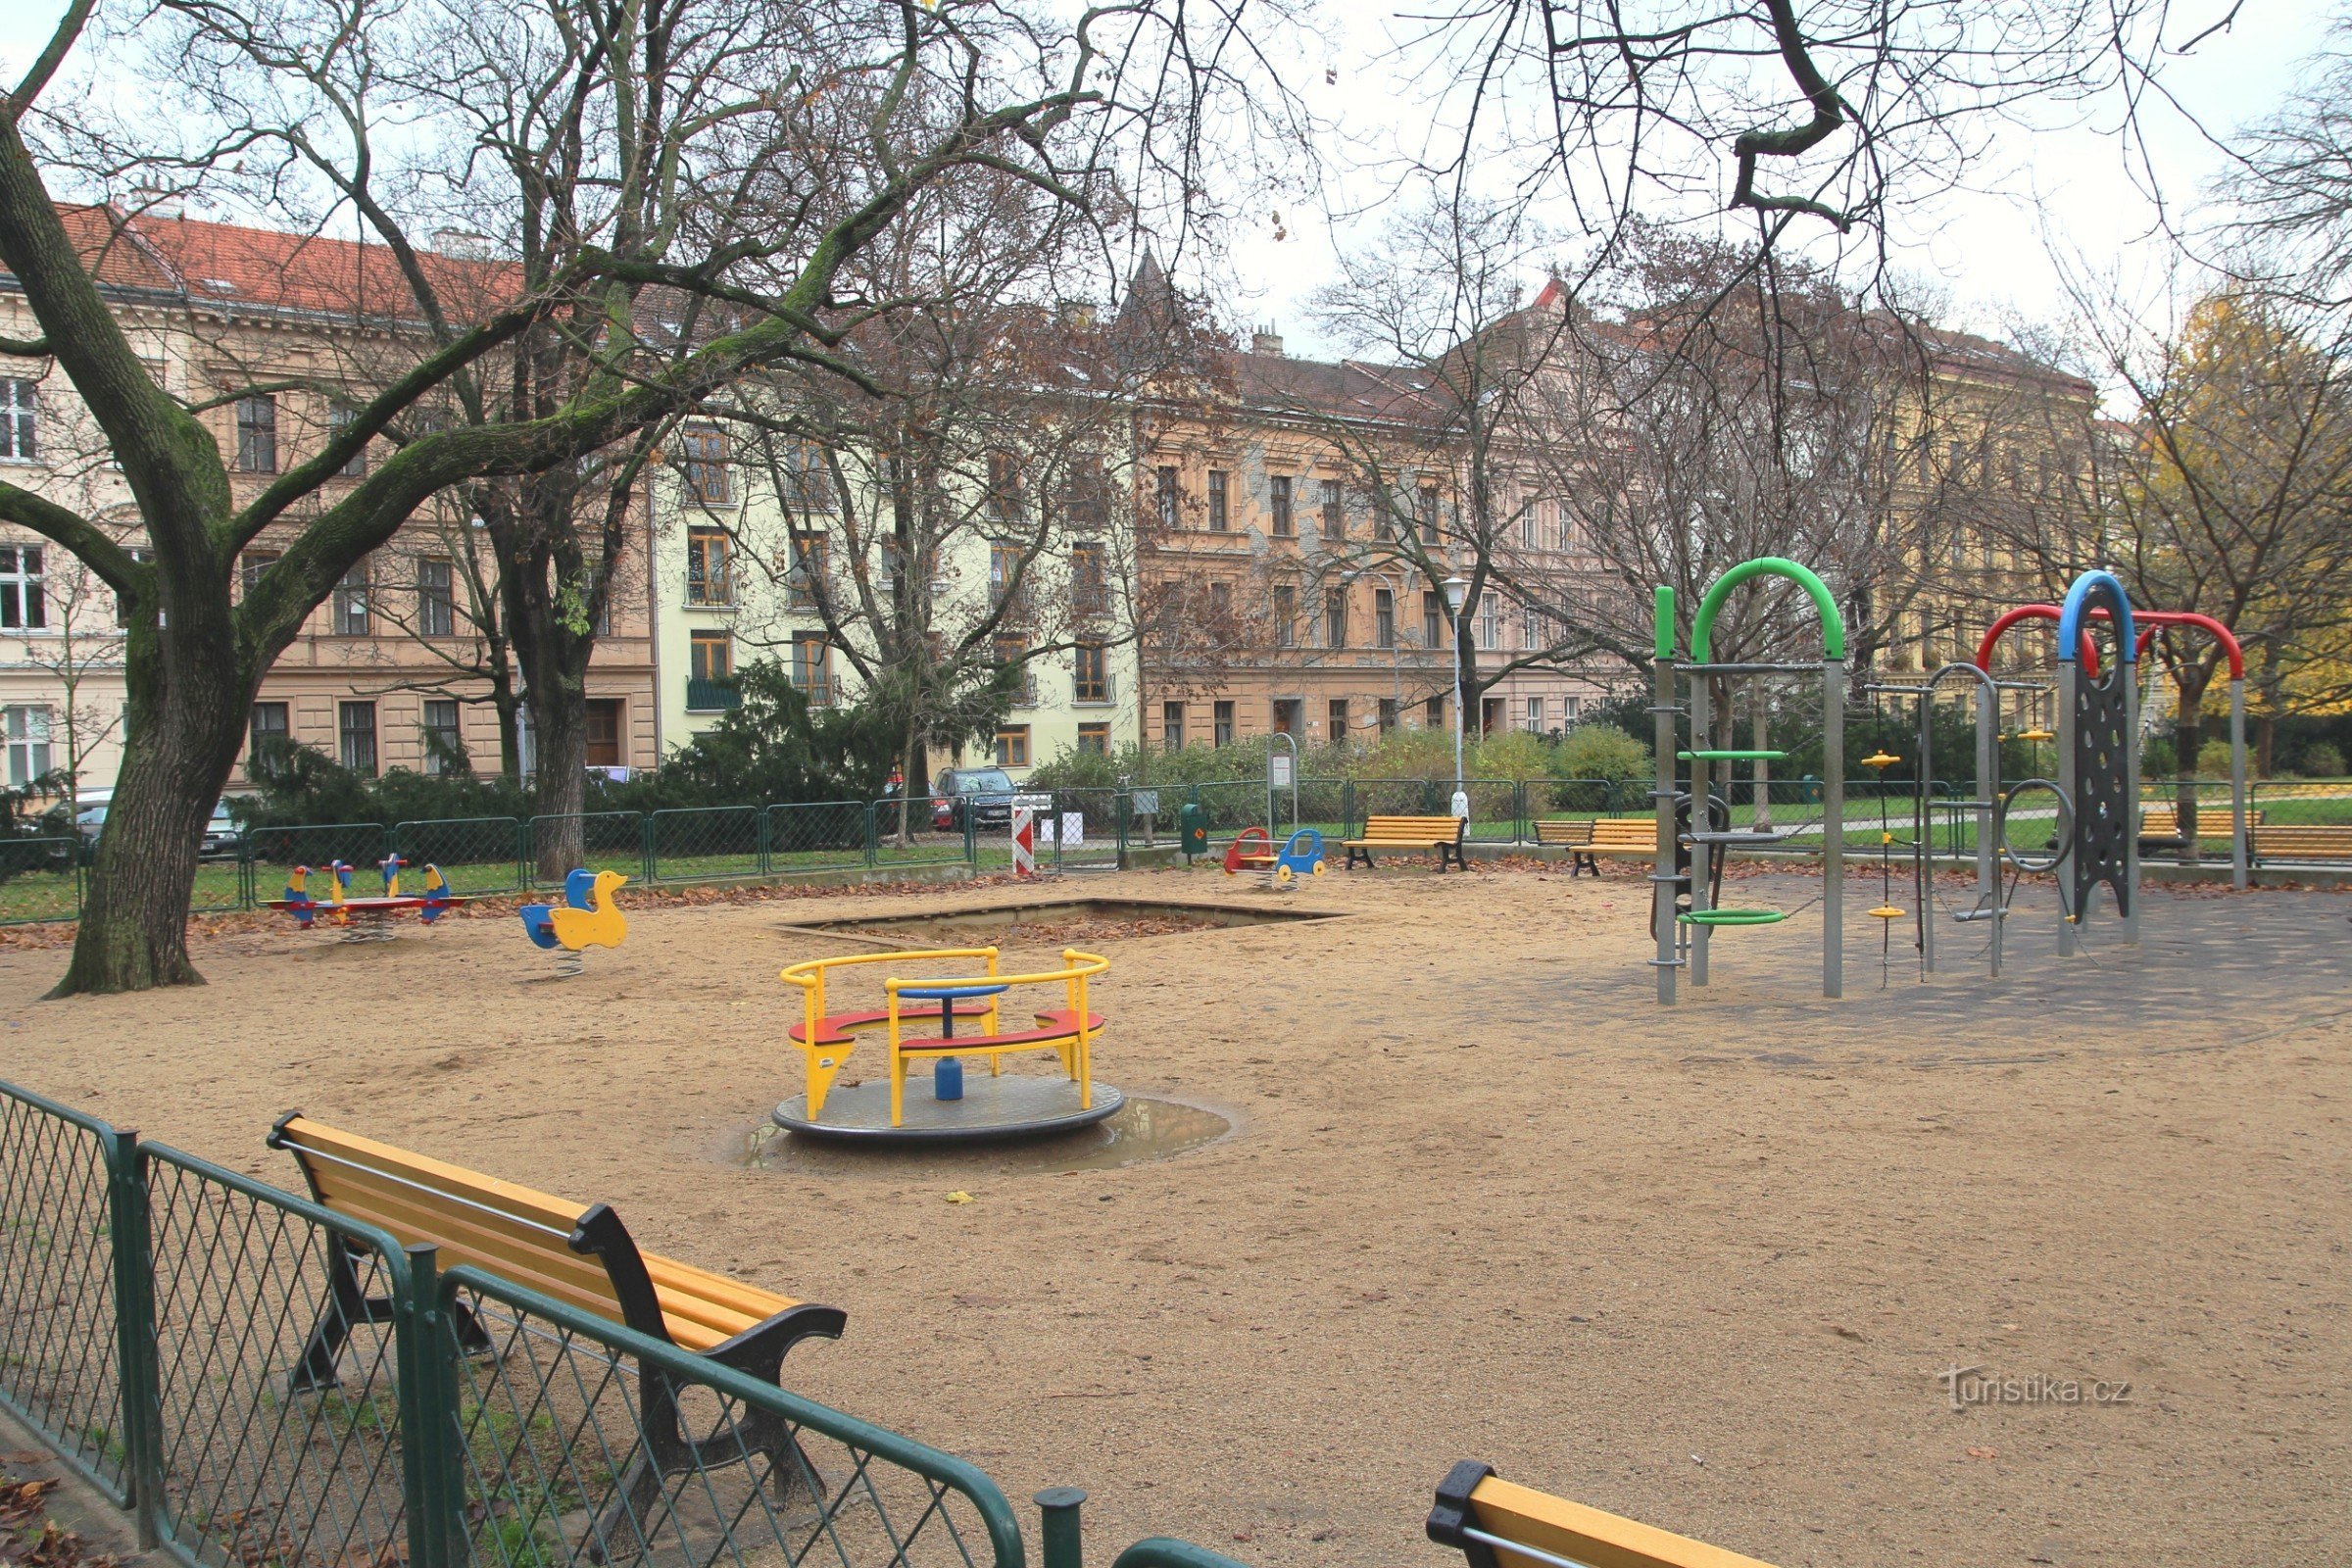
<box><xmin>1468</xmin><ymin>1475</ymin><xmax>1781</xmax><ymax>1568</ymax></box>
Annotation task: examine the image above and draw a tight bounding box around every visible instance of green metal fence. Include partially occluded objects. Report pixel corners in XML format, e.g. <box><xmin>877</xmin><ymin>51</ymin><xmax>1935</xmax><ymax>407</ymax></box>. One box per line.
<box><xmin>0</xmin><ymin>1081</ymin><xmax>1069</xmax><ymax>1568</ymax></box>
<box><xmin>647</xmin><ymin>806</ymin><xmax>764</xmax><ymax>883</ymax></box>
<box><xmin>0</xmin><ymin>1082</ymin><xmax>133</xmax><ymax>1506</ymax></box>
<box><xmin>395</xmin><ymin>818</ymin><xmax>527</xmax><ymax>896</ymax></box>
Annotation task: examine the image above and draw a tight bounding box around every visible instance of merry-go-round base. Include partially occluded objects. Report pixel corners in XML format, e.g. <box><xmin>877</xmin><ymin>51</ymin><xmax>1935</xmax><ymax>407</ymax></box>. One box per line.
<box><xmin>772</xmin><ymin>1075</ymin><xmax>1125</xmax><ymax>1145</ymax></box>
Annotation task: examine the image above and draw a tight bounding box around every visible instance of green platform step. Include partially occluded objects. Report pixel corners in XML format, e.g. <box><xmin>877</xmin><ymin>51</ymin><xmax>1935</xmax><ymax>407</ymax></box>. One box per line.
<box><xmin>1676</xmin><ymin>750</ymin><xmax>1788</xmax><ymax>761</ymax></box>
<box><xmin>1677</xmin><ymin>907</ymin><xmax>1790</xmax><ymax>926</ymax></box>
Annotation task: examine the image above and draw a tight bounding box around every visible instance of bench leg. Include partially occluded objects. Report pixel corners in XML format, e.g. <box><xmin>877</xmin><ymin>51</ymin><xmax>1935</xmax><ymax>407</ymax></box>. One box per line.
<box><xmin>1573</xmin><ymin>850</ymin><xmax>1597</xmax><ymax>878</ymax></box>
<box><xmin>1346</xmin><ymin>846</ymin><xmax>1370</xmax><ymax>869</ymax></box>
<box><xmin>289</xmin><ymin>1234</ymin><xmax>399</xmax><ymax>1395</ymax></box>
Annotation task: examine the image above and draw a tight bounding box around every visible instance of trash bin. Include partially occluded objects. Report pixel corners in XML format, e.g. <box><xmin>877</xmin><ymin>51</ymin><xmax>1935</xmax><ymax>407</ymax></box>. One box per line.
<box><xmin>1178</xmin><ymin>802</ymin><xmax>1208</xmax><ymax>860</ymax></box>
<box><xmin>1801</xmin><ymin>774</ymin><xmax>1823</xmax><ymax>806</ymax></box>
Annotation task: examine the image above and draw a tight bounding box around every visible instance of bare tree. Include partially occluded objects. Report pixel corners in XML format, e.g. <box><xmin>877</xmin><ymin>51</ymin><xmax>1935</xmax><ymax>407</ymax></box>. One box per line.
<box><xmin>0</xmin><ymin>0</ymin><xmax>1281</xmax><ymax>991</ymax></box>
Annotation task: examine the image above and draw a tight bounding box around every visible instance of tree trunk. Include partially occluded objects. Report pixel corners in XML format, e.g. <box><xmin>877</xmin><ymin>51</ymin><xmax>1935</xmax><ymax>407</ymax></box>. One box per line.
<box><xmin>2256</xmin><ymin>713</ymin><xmax>2276</xmax><ymax>778</ymax></box>
<box><xmin>50</xmin><ymin>630</ymin><xmax>249</xmax><ymax>996</ymax></box>
<box><xmin>1751</xmin><ymin>691</ymin><xmax>1773</xmax><ymax>829</ymax></box>
<box><xmin>490</xmin><ymin>652</ymin><xmax>523</xmax><ymax>779</ymax></box>
<box><xmin>527</xmin><ymin>674</ymin><xmax>591</xmax><ymax>881</ymax></box>
<box><xmin>2174</xmin><ymin>683</ymin><xmax>2205</xmax><ymax>864</ymax></box>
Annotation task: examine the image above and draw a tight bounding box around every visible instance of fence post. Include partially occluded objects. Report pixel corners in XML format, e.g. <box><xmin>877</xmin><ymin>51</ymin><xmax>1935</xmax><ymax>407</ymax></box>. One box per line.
<box><xmin>863</xmin><ymin>803</ymin><xmax>880</xmax><ymax>867</ymax></box>
<box><xmin>1115</xmin><ymin>791</ymin><xmax>1130</xmax><ymax>866</ymax></box>
<box><xmin>1513</xmin><ymin>780</ymin><xmax>1527</xmax><ymax>844</ymax></box>
<box><xmin>397</xmin><ymin>1243</ymin><xmax>465</xmax><ymax>1568</ymax></box>
<box><xmin>102</xmin><ymin>1131</ymin><xmax>162</xmax><ymax>1549</ymax></box>
<box><xmin>640</xmin><ymin>813</ymin><xmax>656</xmax><ymax>884</ymax></box>
<box><xmin>1341</xmin><ymin>779</ymin><xmax>1354</xmax><ymax>838</ymax></box>
<box><xmin>1035</xmin><ymin>1487</ymin><xmax>1087</xmax><ymax>1568</ymax></box>
<box><xmin>758</xmin><ymin>806</ymin><xmax>773</xmax><ymax>877</ymax></box>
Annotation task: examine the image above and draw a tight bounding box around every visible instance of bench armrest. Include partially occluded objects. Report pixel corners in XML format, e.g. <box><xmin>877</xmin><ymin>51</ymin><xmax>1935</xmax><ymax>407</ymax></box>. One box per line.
<box><xmin>709</xmin><ymin>1301</ymin><xmax>849</xmax><ymax>1383</ymax></box>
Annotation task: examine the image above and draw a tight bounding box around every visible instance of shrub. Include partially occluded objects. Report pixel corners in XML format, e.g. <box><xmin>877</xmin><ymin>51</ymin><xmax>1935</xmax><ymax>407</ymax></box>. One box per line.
<box><xmin>2298</xmin><ymin>742</ymin><xmax>2345</xmax><ymax>778</ymax></box>
<box><xmin>1556</xmin><ymin>723</ymin><xmax>1652</xmax><ymax>795</ymax></box>
<box><xmin>1470</xmin><ymin>728</ymin><xmax>1553</xmax><ymax>782</ymax></box>
<box><xmin>2195</xmin><ymin>738</ymin><xmax>2235</xmax><ymax>778</ymax></box>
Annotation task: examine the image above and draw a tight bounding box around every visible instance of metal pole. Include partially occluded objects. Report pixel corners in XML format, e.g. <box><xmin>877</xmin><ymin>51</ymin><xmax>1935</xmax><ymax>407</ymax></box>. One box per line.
<box><xmin>103</xmin><ymin>1130</ymin><xmax>162</xmax><ymax>1549</ymax></box>
<box><xmin>1652</xmin><ymin>588</ymin><xmax>1679</xmax><ymax>1005</ymax></box>
<box><xmin>1823</xmin><ymin>660</ymin><xmax>1844</xmax><ymax>1000</ymax></box>
<box><xmin>1451</xmin><ymin>608</ymin><xmax>1466</xmax><ymax>810</ymax></box>
<box><xmin>1917</xmin><ymin>686</ymin><xmax>1936</xmax><ymax>977</ymax></box>
<box><xmin>2057</xmin><ymin>661</ymin><xmax>2079</xmax><ymax>957</ymax></box>
<box><xmin>2123</xmin><ymin>652</ymin><xmax>2141</xmax><ymax>947</ymax></box>
<box><xmin>1036</xmin><ymin>1489</ymin><xmax>1088</xmax><ymax>1568</ymax></box>
<box><xmin>1688</xmin><ymin>670</ymin><xmax>1712</xmax><ymax>987</ymax></box>
<box><xmin>2230</xmin><ymin>678</ymin><xmax>2248</xmax><ymax>890</ymax></box>
<box><xmin>1978</xmin><ymin>683</ymin><xmax>2001</xmax><ymax>979</ymax></box>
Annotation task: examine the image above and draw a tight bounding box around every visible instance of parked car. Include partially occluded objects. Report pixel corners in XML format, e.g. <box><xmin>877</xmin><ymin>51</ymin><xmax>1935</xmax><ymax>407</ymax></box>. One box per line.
<box><xmin>930</xmin><ymin>767</ymin><xmax>1018</xmax><ymax>833</ymax></box>
<box><xmin>75</xmin><ymin>798</ymin><xmax>242</xmax><ymax>859</ymax></box>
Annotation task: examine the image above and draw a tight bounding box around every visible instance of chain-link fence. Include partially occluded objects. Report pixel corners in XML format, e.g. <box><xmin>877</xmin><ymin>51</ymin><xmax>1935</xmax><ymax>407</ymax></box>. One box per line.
<box><xmin>243</xmin><ymin>823</ymin><xmax>397</xmax><ymax>891</ymax></box>
<box><xmin>0</xmin><ymin>1082</ymin><xmax>130</xmax><ymax>1505</ymax></box>
<box><xmin>528</xmin><ymin>813</ymin><xmax>646</xmax><ymax>886</ymax></box>
<box><xmin>0</xmin><ymin>837</ymin><xmax>83</xmax><ymax>925</ymax></box>
<box><xmin>394</xmin><ymin>818</ymin><xmax>527</xmax><ymax>897</ymax></box>
<box><xmin>647</xmin><ymin>807</ymin><xmax>765</xmax><ymax>883</ymax></box>
<box><xmin>868</xmin><ymin>797</ymin><xmax>970</xmax><ymax>871</ymax></box>
<box><xmin>1041</xmin><ymin>789</ymin><xmax>1124</xmax><ymax>870</ymax></box>
<box><xmin>769</xmin><ymin>801</ymin><xmax>876</xmax><ymax>872</ymax></box>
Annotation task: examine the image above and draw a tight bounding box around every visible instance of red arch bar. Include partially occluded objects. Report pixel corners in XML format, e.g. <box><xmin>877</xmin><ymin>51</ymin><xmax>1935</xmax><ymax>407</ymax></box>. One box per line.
<box><xmin>1974</xmin><ymin>605</ymin><xmax>2243</xmax><ymax>681</ymax></box>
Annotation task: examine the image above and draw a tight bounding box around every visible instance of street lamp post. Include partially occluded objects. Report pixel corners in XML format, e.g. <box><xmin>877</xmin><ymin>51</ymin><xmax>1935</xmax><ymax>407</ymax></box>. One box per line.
<box><xmin>1443</xmin><ymin>574</ymin><xmax>1469</xmax><ymax>820</ymax></box>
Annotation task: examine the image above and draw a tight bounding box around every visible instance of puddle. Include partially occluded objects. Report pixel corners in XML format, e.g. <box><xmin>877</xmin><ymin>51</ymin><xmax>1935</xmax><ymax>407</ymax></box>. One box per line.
<box><xmin>784</xmin><ymin>897</ymin><xmax>1337</xmax><ymax>949</ymax></box>
<box><xmin>736</xmin><ymin>1095</ymin><xmax>1235</xmax><ymax>1176</ymax></box>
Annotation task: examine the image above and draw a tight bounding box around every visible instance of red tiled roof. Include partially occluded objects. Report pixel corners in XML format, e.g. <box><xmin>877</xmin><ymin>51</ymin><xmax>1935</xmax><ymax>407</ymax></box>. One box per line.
<box><xmin>40</xmin><ymin>204</ymin><xmax>515</xmax><ymax>322</ymax></box>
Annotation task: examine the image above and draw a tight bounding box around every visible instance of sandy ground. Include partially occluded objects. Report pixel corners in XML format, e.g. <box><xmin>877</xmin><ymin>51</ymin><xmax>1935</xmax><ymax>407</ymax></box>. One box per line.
<box><xmin>3</xmin><ymin>862</ymin><xmax>2348</xmax><ymax>1568</ymax></box>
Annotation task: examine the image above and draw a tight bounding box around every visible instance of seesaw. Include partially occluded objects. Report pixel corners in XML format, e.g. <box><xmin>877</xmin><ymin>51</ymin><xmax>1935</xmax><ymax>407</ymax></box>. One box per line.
<box><xmin>268</xmin><ymin>856</ymin><xmax>464</xmax><ymax>943</ymax></box>
<box><xmin>1223</xmin><ymin>825</ymin><xmax>1325</xmax><ymax>887</ymax></box>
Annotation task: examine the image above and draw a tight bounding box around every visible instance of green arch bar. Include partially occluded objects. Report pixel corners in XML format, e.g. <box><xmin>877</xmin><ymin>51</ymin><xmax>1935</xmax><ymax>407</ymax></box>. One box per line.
<box><xmin>1690</xmin><ymin>557</ymin><xmax>1846</xmax><ymax>662</ymax></box>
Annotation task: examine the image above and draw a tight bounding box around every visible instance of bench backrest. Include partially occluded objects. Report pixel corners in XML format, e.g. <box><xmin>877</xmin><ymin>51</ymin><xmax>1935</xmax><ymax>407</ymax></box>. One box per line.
<box><xmin>2254</xmin><ymin>824</ymin><xmax>2352</xmax><ymax>852</ymax></box>
<box><xmin>270</xmin><ymin>1114</ymin><xmax>647</xmax><ymax>1335</ymax></box>
<box><xmin>2142</xmin><ymin>808</ymin><xmax>2261</xmax><ymax>833</ymax></box>
<box><xmin>1361</xmin><ymin>815</ymin><xmax>1466</xmax><ymax>840</ymax></box>
<box><xmin>1591</xmin><ymin>819</ymin><xmax>1656</xmax><ymax>846</ymax></box>
<box><xmin>1533</xmin><ymin>820</ymin><xmax>1594</xmax><ymax>844</ymax></box>
<box><xmin>1430</xmin><ymin>1463</ymin><xmax>1779</xmax><ymax>1568</ymax></box>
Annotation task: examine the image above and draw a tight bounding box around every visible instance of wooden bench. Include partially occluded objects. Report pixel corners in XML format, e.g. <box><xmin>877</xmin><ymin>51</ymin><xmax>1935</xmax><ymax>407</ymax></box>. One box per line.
<box><xmin>1429</xmin><ymin>1461</ymin><xmax>1781</xmax><ymax>1568</ymax></box>
<box><xmin>270</xmin><ymin>1115</ymin><xmax>845</xmax><ymax>1528</ymax></box>
<box><xmin>2251</xmin><ymin>823</ymin><xmax>2352</xmax><ymax>864</ymax></box>
<box><xmin>2139</xmin><ymin>805</ymin><xmax>2261</xmax><ymax>852</ymax></box>
<box><xmin>1343</xmin><ymin>814</ymin><xmax>1467</xmax><ymax>871</ymax></box>
<box><xmin>1532</xmin><ymin>819</ymin><xmax>1598</xmax><ymax>876</ymax></box>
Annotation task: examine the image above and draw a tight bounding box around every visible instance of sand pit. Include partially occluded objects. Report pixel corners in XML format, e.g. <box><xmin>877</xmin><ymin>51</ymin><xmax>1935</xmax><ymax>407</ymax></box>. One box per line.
<box><xmin>3</xmin><ymin>864</ymin><xmax>2347</xmax><ymax>1567</ymax></box>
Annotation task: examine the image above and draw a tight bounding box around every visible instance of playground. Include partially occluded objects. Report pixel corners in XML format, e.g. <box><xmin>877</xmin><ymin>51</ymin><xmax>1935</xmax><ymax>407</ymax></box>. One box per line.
<box><xmin>3</xmin><ymin>856</ymin><xmax>2347</xmax><ymax>1567</ymax></box>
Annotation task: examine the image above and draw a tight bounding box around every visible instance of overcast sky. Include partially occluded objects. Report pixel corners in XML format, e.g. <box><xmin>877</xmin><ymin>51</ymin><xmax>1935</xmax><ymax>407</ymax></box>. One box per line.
<box><xmin>3</xmin><ymin>2</ymin><xmax>2335</xmax><ymax>364</ymax></box>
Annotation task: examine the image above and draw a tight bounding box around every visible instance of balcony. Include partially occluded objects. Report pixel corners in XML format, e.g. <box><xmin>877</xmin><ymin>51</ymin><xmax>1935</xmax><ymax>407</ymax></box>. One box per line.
<box><xmin>684</xmin><ymin>575</ymin><xmax>735</xmax><ymax>609</ymax></box>
<box><xmin>1073</xmin><ymin>673</ymin><xmax>1118</xmax><ymax>707</ymax></box>
<box><xmin>684</xmin><ymin>677</ymin><xmax>741</xmax><ymax>712</ymax></box>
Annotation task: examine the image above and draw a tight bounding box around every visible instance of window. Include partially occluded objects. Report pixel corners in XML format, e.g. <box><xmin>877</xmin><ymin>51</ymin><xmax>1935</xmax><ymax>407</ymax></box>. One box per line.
<box><xmin>1563</xmin><ymin>696</ymin><xmax>1582</xmax><ymax>724</ymax></box>
<box><xmin>235</xmin><ymin>395</ymin><xmax>277</xmax><ymax>472</ymax></box>
<box><xmin>1327</xmin><ymin>698</ymin><xmax>1349</xmax><ymax>741</ymax></box>
<box><xmin>1479</xmin><ymin>603</ymin><xmax>1500</xmax><ymax>651</ymax></box>
<box><xmin>686</xmin><ymin>526</ymin><xmax>732</xmax><ymax>605</ymax></box>
<box><xmin>1155</xmin><ymin>466</ymin><xmax>1181</xmax><ymax>528</ymax></box>
<box><xmin>1071</xmin><ymin>541</ymin><xmax>1108</xmax><ymax>614</ymax></box>
<box><xmin>689</xmin><ymin>629</ymin><xmax>733</xmax><ymax>683</ymax></box>
<box><xmin>785</xmin><ymin>532</ymin><xmax>824</xmax><ymax>610</ymax></box>
<box><xmin>792</xmin><ymin>633</ymin><xmax>832</xmax><ymax>707</ymax></box>
<box><xmin>1206</xmin><ymin>469</ymin><xmax>1228</xmax><ymax>531</ymax></box>
<box><xmin>1272</xmin><ymin>698</ymin><xmax>1300</xmax><ymax>735</ymax></box>
<box><xmin>1425</xmin><ymin>695</ymin><xmax>1444</xmax><ymax>728</ymax></box>
<box><xmin>1526</xmin><ymin>696</ymin><xmax>1544</xmax><ymax>732</ymax></box>
<box><xmin>995</xmin><ymin>725</ymin><xmax>1030</xmax><ymax>767</ymax></box>
<box><xmin>1269</xmin><ymin>475</ymin><xmax>1293</xmax><ymax>536</ymax></box>
<box><xmin>3</xmin><ymin>706</ymin><xmax>50</xmax><ymax>786</ymax></box>
<box><xmin>1522</xmin><ymin>609</ymin><xmax>1539</xmax><ymax>652</ymax></box>
<box><xmin>249</xmin><ymin>701</ymin><xmax>288</xmax><ymax>760</ymax></box>
<box><xmin>1325</xmin><ymin>588</ymin><xmax>1348</xmax><ymax>649</ymax></box>
<box><xmin>240</xmin><ymin>550</ymin><xmax>278</xmax><ymax>599</ymax></box>
<box><xmin>332</xmin><ymin>559</ymin><xmax>370</xmax><ymax>635</ymax></box>
<box><xmin>1077</xmin><ymin>722</ymin><xmax>1110</xmax><ymax>757</ymax></box>
<box><xmin>1378</xmin><ymin>697</ymin><xmax>1398</xmax><ymax>733</ymax></box>
<box><xmin>1207</xmin><ymin>580</ymin><xmax>1232</xmax><ymax>618</ymax></box>
<box><xmin>0</xmin><ymin>546</ymin><xmax>44</xmax><ymax>630</ymax></box>
<box><xmin>1162</xmin><ymin>701</ymin><xmax>1185</xmax><ymax>750</ymax></box>
<box><xmin>782</xmin><ymin>441</ymin><xmax>833</xmax><ymax>514</ymax></box>
<box><xmin>416</xmin><ymin>557</ymin><xmax>456</xmax><ymax>637</ymax></box>
<box><xmin>679</xmin><ymin>426</ymin><xmax>732</xmax><ymax>506</ymax></box>
<box><xmin>1213</xmin><ymin>700</ymin><xmax>1235</xmax><ymax>747</ymax></box>
<box><xmin>1319</xmin><ymin>478</ymin><xmax>1342</xmax><ymax>536</ymax></box>
<box><xmin>338</xmin><ymin>700</ymin><xmax>377</xmax><ymax>775</ymax></box>
<box><xmin>989</xmin><ymin>543</ymin><xmax>1026</xmax><ymax>614</ymax></box>
<box><xmin>1271</xmin><ymin>584</ymin><xmax>1295</xmax><ymax>648</ymax></box>
<box><xmin>986</xmin><ymin>451</ymin><xmax>1023</xmax><ymax>522</ymax></box>
<box><xmin>328</xmin><ymin>402</ymin><xmax>366</xmax><ymax>477</ymax></box>
<box><xmin>1423</xmin><ymin>591</ymin><xmax>1444</xmax><ymax>648</ymax></box>
<box><xmin>585</xmin><ymin>699</ymin><xmax>624</xmax><ymax>768</ymax></box>
<box><xmin>993</xmin><ymin>633</ymin><xmax>1035</xmax><ymax>705</ymax></box>
<box><xmin>421</xmin><ymin>699</ymin><xmax>464</xmax><ymax>774</ymax></box>
<box><xmin>1374</xmin><ymin>588</ymin><xmax>1395</xmax><ymax>649</ymax></box>
<box><xmin>1072</xmin><ymin>642</ymin><xmax>1110</xmax><ymax>704</ymax></box>
<box><xmin>1066</xmin><ymin>455</ymin><xmax>1107</xmax><ymax>525</ymax></box>
<box><xmin>1416</xmin><ymin>485</ymin><xmax>1439</xmax><ymax>542</ymax></box>
<box><xmin>0</xmin><ymin>379</ymin><xmax>36</xmax><ymax>462</ymax></box>
<box><xmin>1482</xmin><ymin>697</ymin><xmax>1504</xmax><ymax>735</ymax></box>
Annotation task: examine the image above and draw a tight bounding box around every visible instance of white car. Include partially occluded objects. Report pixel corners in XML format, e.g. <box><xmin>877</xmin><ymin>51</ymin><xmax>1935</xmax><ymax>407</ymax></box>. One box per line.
<box><xmin>76</xmin><ymin>798</ymin><xmax>242</xmax><ymax>859</ymax></box>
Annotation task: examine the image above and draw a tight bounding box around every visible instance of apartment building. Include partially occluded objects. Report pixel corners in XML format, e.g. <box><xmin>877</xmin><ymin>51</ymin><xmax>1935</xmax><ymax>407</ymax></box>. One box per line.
<box><xmin>0</xmin><ymin>204</ymin><xmax>659</xmax><ymax>797</ymax></box>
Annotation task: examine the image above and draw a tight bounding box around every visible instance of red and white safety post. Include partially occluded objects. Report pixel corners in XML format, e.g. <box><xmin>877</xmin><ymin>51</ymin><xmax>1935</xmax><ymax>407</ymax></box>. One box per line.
<box><xmin>1011</xmin><ymin>806</ymin><xmax>1036</xmax><ymax>877</ymax></box>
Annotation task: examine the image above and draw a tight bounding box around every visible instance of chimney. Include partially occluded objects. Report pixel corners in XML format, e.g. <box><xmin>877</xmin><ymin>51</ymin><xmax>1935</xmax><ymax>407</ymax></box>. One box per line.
<box><xmin>433</xmin><ymin>227</ymin><xmax>494</xmax><ymax>258</ymax></box>
<box><xmin>130</xmin><ymin>184</ymin><xmax>184</xmax><ymax>220</ymax></box>
<box><xmin>1250</xmin><ymin>323</ymin><xmax>1284</xmax><ymax>356</ymax></box>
